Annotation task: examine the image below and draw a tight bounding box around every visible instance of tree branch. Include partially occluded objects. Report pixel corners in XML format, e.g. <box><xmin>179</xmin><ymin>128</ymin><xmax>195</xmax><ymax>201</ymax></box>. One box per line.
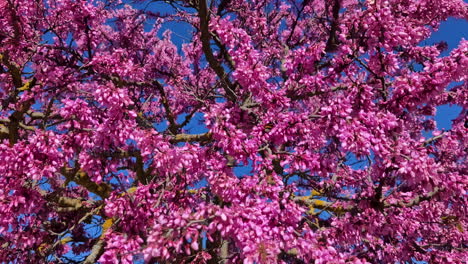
<box><xmin>154</xmin><ymin>81</ymin><xmax>178</xmax><ymax>134</ymax></box>
<box><xmin>287</xmin><ymin>85</ymin><xmax>347</xmax><ymax>100</ymax></box>
<box><xmin>170</xmin><ymin>132</ymin><xmax>213</xmax><ymax>144</ymax></box>
<box><xmin>422</xmin><ymin>133</ymin><xmax>445</xmax><ymax>147</ymax></box>
<box><xmin>84</xmin><ymin>218</ymin><xmax>116</xmax><ymax>264</ymax></box>
<box><xmin>385</xmin><ymin>187</ymin><xmax>442</xmax><ymax>208</ymax></box>
<box><xmin>84</xmin><ymin>239</ymin><xmax>105</xmax><ymax>264</ymax></box>
<box><xmin>198</xmin><ymin>0</ymin><xmax>237</xmax><ymax>102</ymax></box>
<box><xmin>61</xmin><ymin>167</ymin><xmax>112</xmax><ymax>199</ymax></box>
<box><xmin>293</xmin><ymin>196</ymin><xmax>348</xmax><ymax>215</ymax></box>
<box><xmin>0</xmin><ymin>53</ymin><xmax>22</xmax><ymax>88</ymax></box>
<box><xmin>325</xmin><ymin>0</ymin><xmax>341</xmax><ymax>52</ymax></box>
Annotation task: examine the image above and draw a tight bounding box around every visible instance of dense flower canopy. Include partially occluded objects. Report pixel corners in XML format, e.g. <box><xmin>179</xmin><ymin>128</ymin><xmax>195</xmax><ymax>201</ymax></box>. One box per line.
<box><xmin>0</xmin><ymin>0</ymin><xmax>467</xmax><ymax>263</ymax></box>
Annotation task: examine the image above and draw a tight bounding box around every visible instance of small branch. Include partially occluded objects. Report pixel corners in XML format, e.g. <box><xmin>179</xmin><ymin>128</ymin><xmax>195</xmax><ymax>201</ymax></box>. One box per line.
<box><xmin>170</xmin><ymin>132</ymin><xmax>213</xmax><ymax>144</ymax></box>
<box><xmin>154</xmin><ymin>81</ymin><xmax>178</xmax><ymax>134</ymax></box>
<box><xmin>287</xmin><ymin>85</ymin><xmax>346</xmax><ymax>100</ymax></box>
<box><xmin>177</xmin><ymin>106</ymin><xmax>201</xmax><ymax>129</ymax></box>
<box><xmin>134</xmin><ymin>151</ymin><xmax>147</xmax><ymax>184</ymax></box>
<box><xmin>102</xmin><ymin>74</ymin><xmax>178</xmax><ymax>134</ymax></box>
<box><xmin>422</xmin><ymin>133</ymin><xmax>445</xmax><ymax>147</ymax></box>
<box><xmin>325</xmin><ymin>0</ymin><xmax>341</xmax><ymax>52</ymax></box>
<box><xmin>293</xmin><ymin>196</ymin><xmax>348</xmax><ymax>214</ymax></box>
<box><xmin>385</xmin><ymin>187</ymin><xmax>442</xmax><ymax>208</ymax></box>
<box><xmin>56</xmin><ymin>197</ymin><xmax>84</xmax><ymax>212</ymax></box>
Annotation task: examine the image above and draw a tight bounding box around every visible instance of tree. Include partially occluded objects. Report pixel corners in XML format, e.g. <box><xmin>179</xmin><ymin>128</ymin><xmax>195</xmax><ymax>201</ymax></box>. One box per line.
<box><xmin>0</xmin><ymin>0</ymin><xmax>466</xmax><ymax>263</ymax></box>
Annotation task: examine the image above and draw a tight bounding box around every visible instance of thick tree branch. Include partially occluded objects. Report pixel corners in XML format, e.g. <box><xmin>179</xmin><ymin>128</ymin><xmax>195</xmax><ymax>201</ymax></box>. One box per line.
<box><xmin>56</xmin><ymin>197</ymin><xmax>85</xmax><ymax>212</ymax></box>
<box><xmin>325</xmin><ymin>0</ymin><xmax>341</xmax><ymax>52</ymax></box>
<box><xmin>0</xmin><ymin>53</ymin><xmax>22</xmax><ymax>88</ymax></box>
<box><xmin>293</xmin><ymin>196</ymin><xmax>348</xmax><ymax>215</ymax></box>
<box><xmin>61</xmin><ymin>167</ymin><xmax>112</xmax><ymax>199</ymax></box>
<box><xmin>198</xmin><ymin>0</ymin><xmax>237</xmax><ymax>102</ymax></box>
